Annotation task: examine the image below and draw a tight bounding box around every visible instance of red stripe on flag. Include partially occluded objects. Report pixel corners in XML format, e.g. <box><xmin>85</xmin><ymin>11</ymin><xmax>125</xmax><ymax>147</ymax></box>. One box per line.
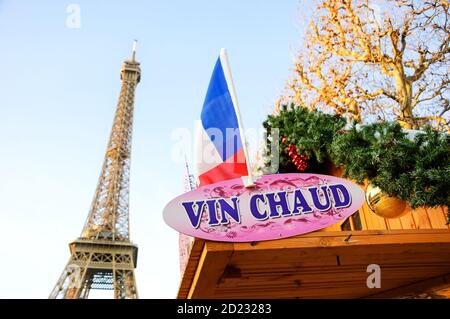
<box><xmin>198</xmin><ymin>149</ymin><xmax>248</xmax><ymax>187</ymax></box>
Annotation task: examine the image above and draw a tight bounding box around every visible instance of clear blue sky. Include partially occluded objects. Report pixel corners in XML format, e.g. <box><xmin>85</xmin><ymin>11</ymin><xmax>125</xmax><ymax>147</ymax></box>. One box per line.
<box><xmin>0</xmin><ymin>0</ymin><xmax>307</xmax><ymax>298</ymax></box>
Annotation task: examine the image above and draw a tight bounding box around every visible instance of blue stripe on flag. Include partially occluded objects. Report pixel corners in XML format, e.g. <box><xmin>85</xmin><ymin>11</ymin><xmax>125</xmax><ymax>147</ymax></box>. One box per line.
<box><xmin>201</xmin><ymin>57</ymin><xmax>243</xmax><ymax>161</ymax></box>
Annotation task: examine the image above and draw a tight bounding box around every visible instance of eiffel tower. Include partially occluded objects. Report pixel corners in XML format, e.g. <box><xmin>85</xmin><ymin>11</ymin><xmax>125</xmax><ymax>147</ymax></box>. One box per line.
<box><xmin>50</xmin><ymin>42</ymin><xmax>141</xmax><ymax>299</ymax></box>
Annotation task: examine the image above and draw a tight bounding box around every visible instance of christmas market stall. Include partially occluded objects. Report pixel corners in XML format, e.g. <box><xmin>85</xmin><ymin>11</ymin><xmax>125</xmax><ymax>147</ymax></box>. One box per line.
<box><xmin>175</xmin><ymin>105</ymin><xmax>450</xmax><ymax>299</ymax></box>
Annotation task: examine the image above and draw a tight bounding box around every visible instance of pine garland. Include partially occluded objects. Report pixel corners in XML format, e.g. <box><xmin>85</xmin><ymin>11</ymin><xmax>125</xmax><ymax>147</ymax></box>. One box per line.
<box><xmin>263</xmin><ymin>104</ymin><xmax>346</xmax><ymax>173</ymax></box>
<box><xmin>263</xmin><ymin>104</ymin><xmax>450</xmax><ymax>223</ymax></box>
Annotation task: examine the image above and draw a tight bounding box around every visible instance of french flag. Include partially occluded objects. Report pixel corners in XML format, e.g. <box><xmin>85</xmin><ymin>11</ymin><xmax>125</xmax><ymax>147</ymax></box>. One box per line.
<box><xmin>195</xmin><ymin>49</ymin><xmax>253</xmax><ymax>187</ymax></box>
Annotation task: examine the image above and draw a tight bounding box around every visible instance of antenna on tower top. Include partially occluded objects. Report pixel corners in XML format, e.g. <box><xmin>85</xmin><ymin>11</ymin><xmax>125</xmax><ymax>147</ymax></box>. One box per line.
<box><xmin>184</xmin><ymin>154</ymin><xmax>196</xmax><ymax>191</ymax></box>
<box><xmin>131</xmin><ymin>39</ymin><xmax>137</xmax><ymax>62</ymax></box>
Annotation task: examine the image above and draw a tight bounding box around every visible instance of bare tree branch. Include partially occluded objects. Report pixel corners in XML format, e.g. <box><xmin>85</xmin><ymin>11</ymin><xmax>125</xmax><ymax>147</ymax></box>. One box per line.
<box><xmin>286</xmin><ymin>0</ymin><xmax>450</xmax><ymax>131</ymax></box>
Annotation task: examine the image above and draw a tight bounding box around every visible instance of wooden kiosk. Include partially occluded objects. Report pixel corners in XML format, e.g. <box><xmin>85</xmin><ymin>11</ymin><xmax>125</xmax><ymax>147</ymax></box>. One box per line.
<box><xmin>177</xmin><ymin>185</ymin><xmax>450</xmax><ymax>299</ymax></box>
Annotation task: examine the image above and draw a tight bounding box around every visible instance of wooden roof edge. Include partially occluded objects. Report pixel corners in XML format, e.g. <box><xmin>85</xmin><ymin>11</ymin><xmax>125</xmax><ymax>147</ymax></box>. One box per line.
<box><xmin>231</xmin><ymin>229</ymin><xmax>450</xmax><ymax>252</ymax></box>
<box><xmin>177</xmin><ymin>238</ymin><xmax>205</xmax><ymax>299</ymax></box>
<box><xmin>176</xmin><ymin>229</ymin><xmax>450</xmax><ymax>299</ymax></box>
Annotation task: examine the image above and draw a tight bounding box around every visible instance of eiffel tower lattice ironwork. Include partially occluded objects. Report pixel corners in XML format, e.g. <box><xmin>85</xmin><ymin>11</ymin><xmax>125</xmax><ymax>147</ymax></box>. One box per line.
<box><xmin>50</xmin><ymin>42</ymin><xmax>141</xmax><ymax>299</ymax></box>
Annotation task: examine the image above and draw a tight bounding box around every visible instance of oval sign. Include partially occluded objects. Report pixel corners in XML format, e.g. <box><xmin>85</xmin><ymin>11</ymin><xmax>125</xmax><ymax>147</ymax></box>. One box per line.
<box><xmin>163</xmin><ymin>173</ymin><xmax>365</xmax><ymax>242</ymax></box>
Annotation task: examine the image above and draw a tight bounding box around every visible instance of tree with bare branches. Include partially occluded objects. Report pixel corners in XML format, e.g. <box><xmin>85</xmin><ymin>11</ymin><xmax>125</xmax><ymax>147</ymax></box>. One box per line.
<box><xmin>286</xmin><ymin>0</ymin><xmax>449</xmax><ymax>130</ymax></box>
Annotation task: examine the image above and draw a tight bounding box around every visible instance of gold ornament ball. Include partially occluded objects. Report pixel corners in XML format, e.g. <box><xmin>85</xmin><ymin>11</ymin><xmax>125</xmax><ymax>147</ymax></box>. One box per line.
<box><xmin>365</xmin><ymin>183</ymin><xmax>408</xmax><ymax>219</ymax></box>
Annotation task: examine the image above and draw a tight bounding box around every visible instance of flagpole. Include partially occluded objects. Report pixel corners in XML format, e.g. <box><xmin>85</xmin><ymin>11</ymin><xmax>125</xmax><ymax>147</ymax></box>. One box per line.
<box><xmin>219</xmin><ymin>48</ymin><xmax>254</xmax><ymax>187</ymax></box>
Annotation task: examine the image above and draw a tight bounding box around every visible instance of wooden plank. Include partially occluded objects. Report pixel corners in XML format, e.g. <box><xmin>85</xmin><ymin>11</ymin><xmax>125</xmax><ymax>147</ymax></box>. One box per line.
<box><xmin>227</xmin><ymin>266</ymin><xmax>450</xmax><ymax>288</ymax></box>
<box><xmin>365</xmin><ymin>273</ymin><xmax>450</xmax><ymax>299</ymax></box>
<box><xmin>358</xmin><ymin>206</ymin><xmax>369</xmax><ymax>230</ymax></box>
<box><xmin>218</xmin><ymin>266</ymin><xmax>450</xmax><ymax>291</ymax></box>
<box><xmin>386</xmin><ymin>217</ymin><xmax>403</xmax><ymax>230</ymax></box>
<box><xmin>400</xmin><ymin>210</ymin><xmax>417</xmax><ymax>230</ymax></box>
<box><xmin>232</xmin><ymin>230</ymin><xmax>450</xmax><ymax>252</ymax></box>
<box><xmin>187</xmin><ymin>241</ymin><xmax>233</xmax><ymax>299</ymax></box>
<box><xmin>299</xmin><ymin>229</ymin><xmax>449</xmax><ymax>236</ymax></box>
<box><xmin>214</xmin><ymin>267</ymin><xmax>450</xmax><ymax>299</ymax></box>
<box><xmin>320</xmin><ymin>219</ymin><xmax>344</xmax><ymax>232</ymax></box>
<box><xmin>349</xmin><ymin>215</ymin><xmax>357</xmax><ymax>230</ymax></box>
<box><xmin>214</xmin><ymin>274</ymin><xmax>429</xmax><ymax>296</ymax></box>
<box><xmin>354</xmin><ymin>182</ymin><xmax>369</xmax><ymax>230</ymax></box>
<box><xmin>442</xmin><ymin>206</ymin><xmax>450</xmax><ymax>230</ymax></box>
<box><xmin>338</xmin><ymin>245</ymin><xmax>450</xmax><ymax>265</ymax></box>
<box><xmin>426</xmin><ymin>207</ymin><xmax>449</xmax><ymax>229</ymax></box>
<box><xmin>221</xmin><ymin>264</ymin><xmax>450</xmax><ymax>281</ymax></box>
<box><xmin>230</xmin><ymin>244</ymin><xmax>450</xmax><ymax>269</ymax></box>
<box><xmin>411</xmin><ymin>207</ymin><xmax>432</xmax><ymax>229</ymax></box>
<box><xmin>228</xmin><ymin>249</ymin><xmax>340</xmax><ymax>267</ymax></box>
<box><xmin>361</xmin><ymin>202</ymin><xmax>388</xmax><ymax>230</ymax></box>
